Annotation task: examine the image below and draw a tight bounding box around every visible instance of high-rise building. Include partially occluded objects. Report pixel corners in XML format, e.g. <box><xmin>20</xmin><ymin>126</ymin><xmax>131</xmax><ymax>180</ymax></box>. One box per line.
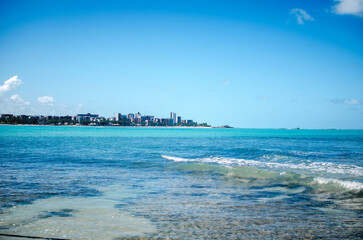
<box><xmin>170</xmin><ymin>112</ymin><xmax>176</xmax><ymax>125</ymax></box>
<box><xmin>115</xmin><ymin>113</ymin><xmax>122</xmax><ymax>121</ymax></box>
<box><xmin>127</xmin><ymin>113</ymin><xmax>135</xmax><ymax>122</ymax></box>
<box><xmin>76</xmin><ymin>113</ymin><xmax>99</xmax><ymax>121</ymax></box>
<box><xmin>177</xmin><ymin>116</ymin><xmax>181</xmax><ymax>124</ymax></box>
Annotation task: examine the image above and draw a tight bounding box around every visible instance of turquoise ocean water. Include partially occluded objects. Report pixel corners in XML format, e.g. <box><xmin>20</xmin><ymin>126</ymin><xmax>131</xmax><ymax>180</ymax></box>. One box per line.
<box><xmin>0</xmin><ymin>126</ymin><xmax>362</xmax><ymax>239</ymax></box>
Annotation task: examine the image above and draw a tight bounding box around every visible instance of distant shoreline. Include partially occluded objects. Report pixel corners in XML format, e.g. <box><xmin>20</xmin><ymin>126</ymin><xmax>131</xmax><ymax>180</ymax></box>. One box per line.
<box><xmin>1</xmin><ymin>124</ymin><xmax>362</xmax><ymax>130</ymax></box>
<box><xmin>0</xmin><ymin>123</ymin><xmax>212</xmax><ymax>128</ymax></box>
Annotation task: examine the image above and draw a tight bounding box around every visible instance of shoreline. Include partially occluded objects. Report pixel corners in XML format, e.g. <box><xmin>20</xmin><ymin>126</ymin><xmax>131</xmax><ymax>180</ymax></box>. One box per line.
<box><xmin>1</xmin><ymin>124</ymin><xmax>362</xmax><ymax>130</ymax></box>
<box><xmin>0</xmin><ymin>123</ymin><xmax>212</xmax><ymax>129</ymax></box>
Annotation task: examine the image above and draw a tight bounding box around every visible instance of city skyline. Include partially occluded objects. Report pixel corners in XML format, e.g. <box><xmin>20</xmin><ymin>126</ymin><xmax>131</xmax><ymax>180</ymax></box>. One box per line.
<box><xmin>0</xmin><ymin>111</ymin><xmax>208</xmax><ymax>127</ymax></box>
<box><xmin>0</xmin><ymin>0</ymin><xmax>362</xmax><ymax>128</ymax></box>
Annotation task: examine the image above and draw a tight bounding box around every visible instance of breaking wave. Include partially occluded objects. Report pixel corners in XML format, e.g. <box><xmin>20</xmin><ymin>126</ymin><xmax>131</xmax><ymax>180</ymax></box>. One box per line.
<box><xmin>162</xmin><ymin>155</ymin><xmax>363</xmax><ymax>193</ymax></box>
<box><xmin>161</xmin><ymin>155</ymin><xmax>363</xmax><ymax>176</ymax></box>
<box><xmin>313</xmin><ymin>177</ymin><xmax>363</xmax><ymax>191</ymax></box>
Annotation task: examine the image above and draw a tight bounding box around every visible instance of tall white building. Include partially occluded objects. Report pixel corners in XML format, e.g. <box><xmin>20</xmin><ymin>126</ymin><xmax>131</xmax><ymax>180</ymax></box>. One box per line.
<box><xmin>170</xmin><ymin>112</ymin><xmax>176</xmax><ymax>125</ymax></box>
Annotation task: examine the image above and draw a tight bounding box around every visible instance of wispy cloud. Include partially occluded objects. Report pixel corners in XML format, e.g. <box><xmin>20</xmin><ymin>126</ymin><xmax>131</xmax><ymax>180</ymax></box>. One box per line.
<box><xmin>333</xmin><ymin>0</ymin><xmax>363</xmax><ymax>17</ymax></box>
<box><xmin>38</xmin><ymin>96</ymin><xmax>55</xmax><ymax>106</ymax></box>
<box><xmin>344</xmin><ymin>99</ymin><xmax>361</xmax><ymax>105</ymax></box>
<box><xmin>290</xmin><ymin>9</ymin><xmax>314</xmax><ymax>24</ymax></box>
<box><xmin>330</xmin><ymin>98</ymin><xmax>362</xmax><ymax>105</ymax></box>
<box><xmin>255</xmin><ymin>96</ymin><xmax>270</xmax><ymax>101</ymax></box>
<box><xmin>10</xmin><ymin>94</ymin><xmax>30</xmax><ymax>106</ymax></box>
<box><xmin>0</xmin><ymin>75</ymin><xmax>22</xmax><ymax>96</ymax></box>
<box><xmin>221</xmin><ymin>81</ymin><xmax>230</xmax><ymax>86</ymax></box>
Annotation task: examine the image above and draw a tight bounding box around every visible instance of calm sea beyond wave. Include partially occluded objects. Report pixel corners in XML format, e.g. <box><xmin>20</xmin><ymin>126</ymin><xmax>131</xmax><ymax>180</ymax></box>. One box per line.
<box><xmin>0</xmin><ymin>126</ymin><xmax>362</xmax><ymax>239</ymax></box>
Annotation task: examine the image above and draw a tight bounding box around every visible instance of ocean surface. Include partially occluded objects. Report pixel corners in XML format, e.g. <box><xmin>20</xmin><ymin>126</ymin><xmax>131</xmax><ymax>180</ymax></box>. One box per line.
<box><xmin>0</xmin><ymin>125</ymin><xmax>362</xmax><ymax>239</ymax></box>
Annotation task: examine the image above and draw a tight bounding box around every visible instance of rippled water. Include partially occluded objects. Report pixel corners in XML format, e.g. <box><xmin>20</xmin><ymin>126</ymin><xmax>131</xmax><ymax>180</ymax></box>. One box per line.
<box><xmin>0</xmin><ymin>126</ymin><xmax>362</xmax><ymax>239</ymax></box>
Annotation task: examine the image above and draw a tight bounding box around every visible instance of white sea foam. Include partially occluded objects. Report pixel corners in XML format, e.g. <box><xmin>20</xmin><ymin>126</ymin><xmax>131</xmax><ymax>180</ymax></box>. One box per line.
<box><xmin>161</xmin><ymin>155</ymin><xmax>363</xmax><ymax>177</ymax></box>
<box><xmin>313</xmin><ymin>177</ymin><xmax>363</xmax><ymax>191</ymax></box>
<box><xmin>162</xmin><ymin>155</ymin><xmax>187</xmax><ymax>162</ymax></box>
<box><xmin>163</xmin><ymin>155</ymin><xmax>363</xmax><ymax>191</ymax></box>
<box><xmin>288</xmin><ymin>150</ymin><xmax>324</xmax><ymax>156</ymax></box>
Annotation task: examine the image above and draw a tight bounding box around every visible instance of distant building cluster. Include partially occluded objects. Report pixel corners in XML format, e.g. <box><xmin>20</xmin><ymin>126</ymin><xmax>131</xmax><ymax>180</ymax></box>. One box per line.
<box><xmin>0</xmin><ymin>112</ymin><xmax>210</xmax><ymax>127</ymax></box>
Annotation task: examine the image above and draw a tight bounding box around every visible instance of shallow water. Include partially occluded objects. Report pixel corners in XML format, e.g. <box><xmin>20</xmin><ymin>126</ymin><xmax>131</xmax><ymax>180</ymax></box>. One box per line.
<box><xmin>0</xmin><ymin>126</ymin><xmax>362</xmax><ymax>239</ymax></box>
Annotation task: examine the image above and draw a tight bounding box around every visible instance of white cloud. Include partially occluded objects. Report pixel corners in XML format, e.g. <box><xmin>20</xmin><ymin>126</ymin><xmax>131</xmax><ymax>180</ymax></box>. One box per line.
<box><xmin>333</xmin><ymin>0</ymin><xmax>363</xmax><ymax>16</ymax></box>
<box><xmin>221</xmin><ymin>81</ymin><xmax>230</xmax><ymax>86</ymax></box>
<box><xmin>38</xmin><ymin>96</ymin><xmax>54</xmax><ymax>106</ymax></box>
<box><xmin>255</xmin><ymin>96</ymin><xmax>270</xmax><ymax>101</ymax></box>
<box><xmin>0</xmin><ymin>76</ymin><xmax>30</xmax><ymax>114</ymax></box>
<box><xmin>10</xmin><ymin>94</ymin><xmax>30</xmax><ymax>106</ymax></box>
<box><xmin>0</xmin><ymin>75</ymin><xmax>22</xmax><ymax>96</ymax></box>
<box><xmin>290</xmin><ymin>9</ymin><xmax>314</xmax><ymax>24</ymax></box>
<box><xmin>331</xmin><ymin>98</ymin><xmax>362</xmax><ymax>105</ymax></box>
<box><xmin>344</xmin><ymin>98</ymin><xmax>361</xmax><ymax>105</ymax></box>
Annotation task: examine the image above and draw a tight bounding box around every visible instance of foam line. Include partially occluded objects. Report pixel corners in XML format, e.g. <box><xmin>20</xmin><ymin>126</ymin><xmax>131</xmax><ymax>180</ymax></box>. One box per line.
<box><xmin>161</xmin><ymin>155</ymin><xmax>363</xmax><ymax>176</ymax></box>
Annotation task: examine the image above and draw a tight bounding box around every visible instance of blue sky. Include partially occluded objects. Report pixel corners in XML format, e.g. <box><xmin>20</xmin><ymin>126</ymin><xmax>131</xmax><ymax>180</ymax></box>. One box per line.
<box><xmin>0</xmin><ymin>0</ymin><xmax>362</xmax><ymax>128</ymax></box>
